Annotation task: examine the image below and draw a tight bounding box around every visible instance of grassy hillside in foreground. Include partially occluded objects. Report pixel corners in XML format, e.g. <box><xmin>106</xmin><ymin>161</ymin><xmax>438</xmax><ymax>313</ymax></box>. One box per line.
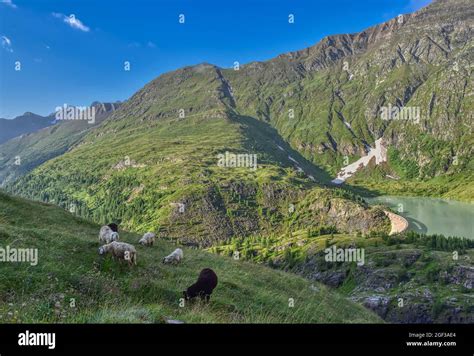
<box><xmin>0</xmin><ymin>191</ymin><xmax>381</xmax><ymax>323</ymax></box>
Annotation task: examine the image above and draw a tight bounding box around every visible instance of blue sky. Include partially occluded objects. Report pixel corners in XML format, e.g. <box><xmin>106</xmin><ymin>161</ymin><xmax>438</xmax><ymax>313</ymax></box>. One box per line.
<box><xmin>0</xmin><ymin>0</ymin><xmax>432</xmax><ymax>119</ymax></box>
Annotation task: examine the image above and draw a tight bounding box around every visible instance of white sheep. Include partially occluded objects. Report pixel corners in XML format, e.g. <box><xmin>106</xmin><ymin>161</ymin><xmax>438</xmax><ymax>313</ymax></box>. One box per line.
<box><xmin>98</xmin><ymin>241</ymin><xmax>137</xmax><ymax>266</ymax></box>
<box><xmin>162</xmin><ymin>248</ymin><xmax>183</xmax><ymax>264</ymax></box>
<box><xmin>139</xmin><ymin>232</ymin><xmax>156</xmax><ymax>246</ymax></box>
<box><xmin>99</xmin><ymin>225</ymin><xmax>119</xmax><ymax>244</ymax></box>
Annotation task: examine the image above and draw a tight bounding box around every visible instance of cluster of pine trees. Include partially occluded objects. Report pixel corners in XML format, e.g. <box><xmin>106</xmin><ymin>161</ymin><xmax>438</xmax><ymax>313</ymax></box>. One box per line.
<box><xmin>386</xmin><ymin>231</ymin><xmax>473</xmax><ymax>252</ymax></box>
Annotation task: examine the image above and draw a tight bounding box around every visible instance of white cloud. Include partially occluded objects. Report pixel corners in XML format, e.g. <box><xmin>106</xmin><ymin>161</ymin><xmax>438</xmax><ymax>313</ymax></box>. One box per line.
<box><xmin>52</xmin><ymin>12</ymin><xmax>90</xmax><ymax>32</ymax></box>
<box><xmin>1</xmin><ymin>35</ymin><xmax>13</xmax><ymax>53</ymax></box>
<box><xmin>1</xmin><ymin>0</ymin><xmax>17</xmax><ymax>9</ymax></box>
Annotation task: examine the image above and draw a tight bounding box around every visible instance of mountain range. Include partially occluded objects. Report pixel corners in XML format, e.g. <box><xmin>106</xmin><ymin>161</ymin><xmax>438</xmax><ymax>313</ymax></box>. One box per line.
<box><xmin>0</xmin><ymin>0</ymin><xmax>472</xmax><ymax>324</ymax></box>
<box><xmin>0</xmin><ymin>112</ymin><xmax>54</xmax><ymax>145</ymax></box>
<box><xmin>2</xmin><ymin>0</ymin><xmax>471</xmax><ymax>239</ymax></box>
<box><xmin>0</xmin><ymin>102</ymin><xmax>120</xmax><ymax>185</ymax></box>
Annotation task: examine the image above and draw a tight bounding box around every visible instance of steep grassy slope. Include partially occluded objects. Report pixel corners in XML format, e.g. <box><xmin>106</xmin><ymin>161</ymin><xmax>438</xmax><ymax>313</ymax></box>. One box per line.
<box><xmin>7</xmin><ymin>65</ymin><xmax>389</xmax><ymax>246</ymax></box>
<box><xmin>0</xmin><ymin>190</ymin><xmax>381</xmax><ymax>323</ymax></box>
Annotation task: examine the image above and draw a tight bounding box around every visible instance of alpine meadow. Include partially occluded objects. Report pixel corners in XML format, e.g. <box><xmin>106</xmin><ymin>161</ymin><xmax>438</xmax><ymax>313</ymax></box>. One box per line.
<box><xmin>0</xmin><ymin>0</ymin><xmax>473</xmax><ymax>341</ymax></box>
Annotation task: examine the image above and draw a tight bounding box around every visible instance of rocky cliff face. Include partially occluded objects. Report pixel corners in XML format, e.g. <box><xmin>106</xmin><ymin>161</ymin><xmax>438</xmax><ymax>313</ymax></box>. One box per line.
<box><xmin>298</xmin><ymin>247</ymin><xmax>474</xmax><ymax>324</ymax></box>
<box><xmin>164</xmin><ymin>182</ymin><xmax>388</xmax><ymax>247</ymax></box>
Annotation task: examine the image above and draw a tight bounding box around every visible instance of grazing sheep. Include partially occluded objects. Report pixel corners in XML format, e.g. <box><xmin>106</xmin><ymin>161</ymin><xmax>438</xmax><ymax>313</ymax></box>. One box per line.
<box><xmin>109</xmin><ymin>232</ymin><xmax>119</xmax><ymax>243</ymax></box>
<box><xmin>98</xmin><ymin>241</ymin><xmax>137</xmax><ymax>266</ymax></box>
<box><xmin>139</xmin><ymin>232</ymin><xmax>156</xmax><ymax>247</ymax></box>
<box><xmin>108</xmin><ymin>223</ymin><xmax>119</xmax><ymax>232</ymax></box>
<box><xmin>183</xmin><ymin>268</ymin><xmax>218</xmax><ymax>302</ymax></box>
<box><xmin>162</xmin><ymin>248</ymin><xmax>183</xmax><ymax>264</ymax></box>
<box><xmin>99</xmin><ymin>225</ymin><xmax>119</xmax><ymax>244</ymax></box>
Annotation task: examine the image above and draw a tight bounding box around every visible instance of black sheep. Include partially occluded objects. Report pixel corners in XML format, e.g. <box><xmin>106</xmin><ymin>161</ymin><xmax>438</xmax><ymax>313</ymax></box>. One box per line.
<box><xmin>108</xmin><ymin>223</ymin><xmax>118</xmax><ymax>233</ymax></box>
<box><xmin>183</xmin><ymin>268</ymin><xmax>218</xmax><ymax>302</ymax></box>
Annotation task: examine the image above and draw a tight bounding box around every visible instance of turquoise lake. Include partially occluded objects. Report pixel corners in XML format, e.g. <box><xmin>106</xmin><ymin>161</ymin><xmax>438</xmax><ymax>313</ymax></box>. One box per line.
<box><xmin>365</xmin><ymin>196</ymin><xmax>474</xmax><ymax>239</ymax></box>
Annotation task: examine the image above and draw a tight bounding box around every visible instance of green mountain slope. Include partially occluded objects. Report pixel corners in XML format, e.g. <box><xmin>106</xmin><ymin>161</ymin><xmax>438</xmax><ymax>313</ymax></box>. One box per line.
<box><xmin>7</xmin><ymin>64</ymin><xmax>389</xmax><ymax>246</ymax></box>
<box><xmin>4</xmin><ymin>0</ymin><xmax>473</xmax><ymax>248</ymax></box>
<box><xmin>0</xmin><ymin>190</ymin><xmax>381</xmax><ymax>323</ymax></box>
<box><xmin>222</xmin><ymin>0</ymin><xmax>474</xmax><ymax>199</ymax></box>
<box><xmin>4</xmin><ymin>1</ymin><xmax>472</xmax><ymax>214</ymax></box>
